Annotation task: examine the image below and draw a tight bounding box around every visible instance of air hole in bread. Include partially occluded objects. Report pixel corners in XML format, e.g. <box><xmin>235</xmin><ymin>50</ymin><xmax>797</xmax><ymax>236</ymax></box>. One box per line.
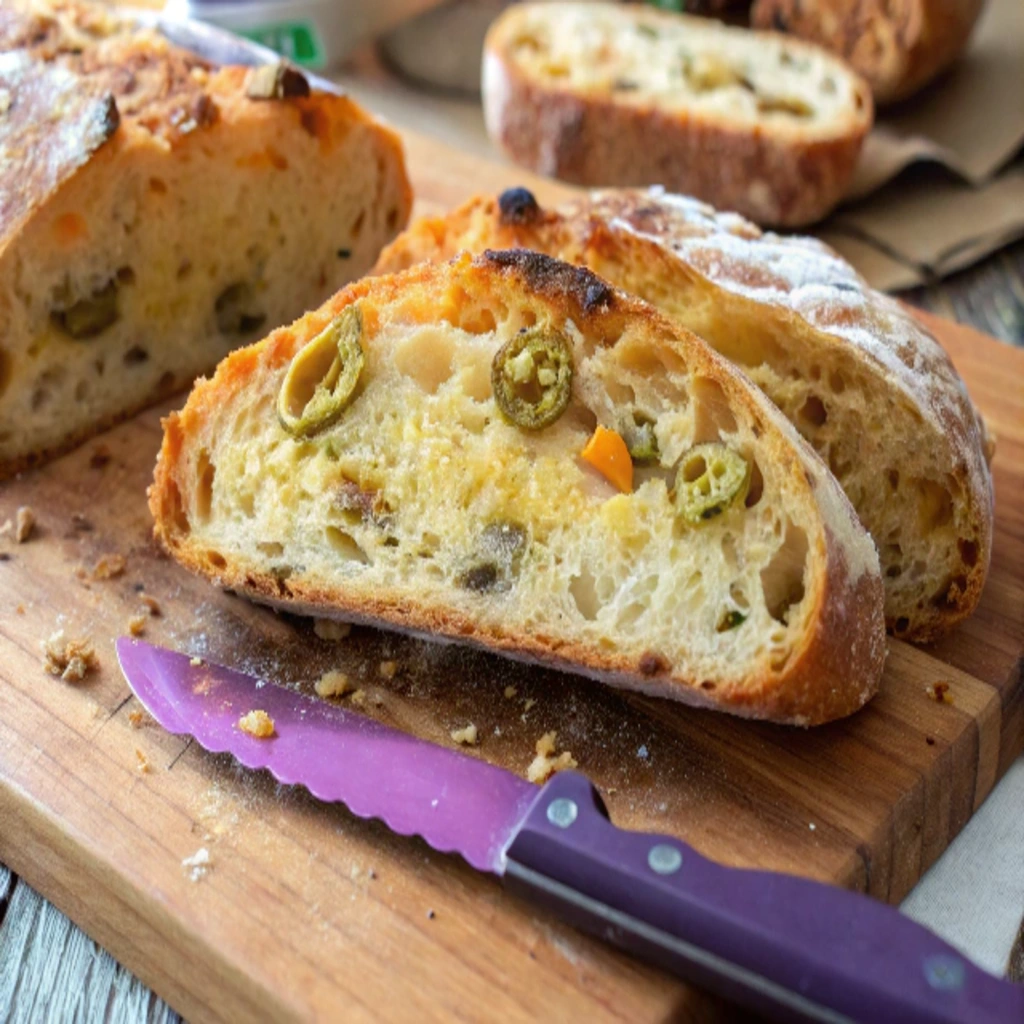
<box><xmin>74</xmin><ymin>380</ymin><xmax>88</xmax><ymax>401</ymax></box>
<box><xmin>325</xmin><ymin>526</ymin><xmax>370</xmax><ymax>564</ymax></box>
<box><xmin>692</xmin><ymin>376</ymin><xmax>737</xmax><ymax>441</ymax></box>
<box><xmin>207</xmin><ymin>550</ymin><xmax>227</xmax><ymax>569</ymax></box>
<box><xmin>829</xmin><ymin>370</ymin><xmax>846</xmax><ymax>393</ymax></box>
<box><xmin>958</xmin><ymin>538</ymin><xmax>978</xmax><ymax>568</ymax></box>
<box><xmin>459</xmin><ymin>307</ymin><xmax>498</xmax><ymax>335</ymax></box>
<box><xmin>195</xmin><ymin>450</ymin><xmax>215</xmax><ymax>521</ymax></box>
<box><xmin>238</xmin><ymin>491</ymin><xmax>255</xmax><ymax>518</ymax></box>
<box><xmin>916</xmin><ymin>479</ymin><xmax>953</xmax><ymax>532</ymax></box>
<box><xmin>883</xmin><ymin>542</ymin><xmax>903</xmax><ymax>579</ymax></box>
<box><xmin>757</xmin><ymin>95</ymin><xmax>814</xmax><ymax>118</ymax></box>
<box><xmin>744</xmin><ymin>458</ymin><xmax>764</xmax><ymax>508</ymax></box>
<box><xmin>351</xmin><ymin>210</ymin><xmax>366</xmax><ymax>240</ymax></box>
<box><xmin>760</xmin><ymin>522</ymin><xmax>808</xmax><ymax>624</ymax></box>
<box><xmin>257</xmin><ymin>541</ymin><xmax>284</xmax><ymax>557</ymax></box>
<box><xmin>460</xmin><ymin>352</ymin><xmax>493</xmax><ymax>402</ymax></box>
<box><xmin>123</xmin><ymin>345</ymin><xmax>148</xmax><ymax>366</ymax></box>
<box><xmin>569</xmin><ymin>566</ymin><xmax>600</xmax><ymax>620</ymax></box>
<box><xmin>827</xmin><ymin>449</ymin><xmax>851</xmax><ymax>480</ymax></box>
<box><xmin>798</xmin><ymin>394</ymin><xmax>827</xmax><ymax>428</ymax></box>
<box><xmin>387</xmin><ymin>207</ymin><xmax>400</xmax><ymax>232</ymax></box>
<box><xmin>886</xmin><ymin>469</ymin><xmax>900</xmax><ymax>491</ymax></box>
<box><xmin>809</xmin><ymin>364</ymin><xmax>821</xmax><ymax>381</ymax></box>
<box><xmin>894</xmin><ymin>617</ymin><xmax>910</xmax><ymax>634</ymax></box>
<box><xmin>149</xmin><ymin>177</ymin><xmax>167</xmax><ymax>194</ymax></box>
<box><xmin>700</xmin><ymin>680</ymin><xmax>716</xmax><ymax>691</ymax></box>
<box><xmin>394</xmin><ymin>328</ymin><xmax>455</xmax><ymax>393</ymax></box>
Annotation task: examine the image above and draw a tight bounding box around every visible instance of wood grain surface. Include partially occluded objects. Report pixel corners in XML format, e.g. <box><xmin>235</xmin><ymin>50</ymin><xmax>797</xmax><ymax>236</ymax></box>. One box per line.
<box><xmin>1</xmin><ymin>133</ymin><xmax>1023</xmax><ymax>1023</ymax></box>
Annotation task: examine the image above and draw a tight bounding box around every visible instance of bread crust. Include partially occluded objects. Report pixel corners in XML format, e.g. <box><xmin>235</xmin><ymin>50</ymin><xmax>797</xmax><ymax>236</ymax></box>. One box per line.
<box><xmin>482</xmin><ymin>5</ymin><xmax>872</xmax><ymax>228</ymax></box>
<box><xmin>151</xmin><ymin>251</ymin><xmax>886</xmax><ymax>726</ymax></box>
<box><xmin>373</xmin><ymin>188</ymin><xmax>993</xmax><ymax>641</ymax></box>
<box><xmin>750</xmin><ymin>0</ymin><xmax>986</xmax><ymax>105</ymax></box>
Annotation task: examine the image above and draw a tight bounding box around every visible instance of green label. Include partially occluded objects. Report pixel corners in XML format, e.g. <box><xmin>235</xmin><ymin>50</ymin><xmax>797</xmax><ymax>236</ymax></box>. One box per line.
<box><xmin>239</xmin><ymin>21</ymin><xmax>325</xmax><ymax>68</ymax></box>
<box><xmin>645</xmin><ymin>0</ymin><xmax>686</xmax><ymax>9</ymax></box>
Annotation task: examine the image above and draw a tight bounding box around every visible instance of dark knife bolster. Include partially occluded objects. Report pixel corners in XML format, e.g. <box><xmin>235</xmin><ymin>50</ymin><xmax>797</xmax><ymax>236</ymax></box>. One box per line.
<box><xmin>503</xmin><ymin>772</ymin><xmax>1023</xmax><ymax>1024</ymax></box>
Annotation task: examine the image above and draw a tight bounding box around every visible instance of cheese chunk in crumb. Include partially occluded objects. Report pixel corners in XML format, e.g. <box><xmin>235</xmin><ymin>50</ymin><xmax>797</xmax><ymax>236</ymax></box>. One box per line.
<box><xmin>314</xmin><ymin>618</ymin><xmax>352</xmax><ymax>641</ymax></box>
<box><xmin>315</xmin><ymin>670</ymin><xmax>353</xmax><ymax>699</ymax></box>
<box><xmin>237</xmin><ymin>709</ymin><xmax>275</xmax><ymax>738</ymax></box>
<box><xmin>450</xmin><ymin>723</ymin><xmax>479</xmax><ymax>746</ymax></box>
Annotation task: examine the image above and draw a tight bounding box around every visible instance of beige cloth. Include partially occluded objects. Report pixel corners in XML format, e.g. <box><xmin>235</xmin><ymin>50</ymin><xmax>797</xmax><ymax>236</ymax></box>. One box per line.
<box><xmin>822</xmin><ymin>0</ymin><xmax>1024</xmax><ymax>289</ymax></box>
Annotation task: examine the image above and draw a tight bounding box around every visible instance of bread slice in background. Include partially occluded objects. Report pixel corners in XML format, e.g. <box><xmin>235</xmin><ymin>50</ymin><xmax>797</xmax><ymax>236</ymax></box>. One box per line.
<box><xmin>482</xmin><ymin>2</ymin><xmax>872</xmax><ymax>227</ymax></box>
<box><xmin>373</xmin><ymin>188</ymin><xmax>994</xmax><ymax>642</ymax></box>
<box><xmin>151</xmin><ymin>249</ymin><xmax>885</xmax><ymax>726</ymax></box>
<box><xmin>750</xmin><ymin>0</ymin><xmax>986</xmax><ymax>105</ymax></box>
<box><xmin>0</xmin><ymin>0</ymin><xmax>412</xmax><ymax>479</ymax></box>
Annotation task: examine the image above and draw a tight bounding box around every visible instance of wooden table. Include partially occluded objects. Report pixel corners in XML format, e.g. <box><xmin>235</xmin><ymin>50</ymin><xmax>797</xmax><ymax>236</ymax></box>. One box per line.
<box><xmin>2</xmin><ymin>47</ymin><xmax>1023</xmax><ymax>1018</ymax></box>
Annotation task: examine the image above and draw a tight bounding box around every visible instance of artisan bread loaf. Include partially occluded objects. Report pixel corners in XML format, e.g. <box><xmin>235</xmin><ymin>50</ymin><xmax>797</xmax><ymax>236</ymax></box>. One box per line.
<box><xmin>750</xmin><ymin>0</ymin><xmax>986</xmax><ymax>104</ymax></box>
<box><xmin>373</xmin><ymin>188</ymin><xmax>994</xmax><ymax>642</ymax></box>
<box><xmin>482</xmin><ymin>2</ymin><xmax>872</xmax><ymax>227</ymax></box>
<box><xmin>151</xmin><ymin>249</ymin><xmax>885</xmax><ymax>725</ymax></box>
<box><xmin>0</xmin><ymin>0</ymin><xmax>411</xmax><ymax>479</ymax></box>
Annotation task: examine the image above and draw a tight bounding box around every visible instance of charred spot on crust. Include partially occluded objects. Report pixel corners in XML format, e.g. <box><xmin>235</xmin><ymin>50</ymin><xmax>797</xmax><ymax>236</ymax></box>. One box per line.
<box><xmin>639</xmin><ymin>651</ymin><xmax>669</xmax><ymax>676</ymax></box>
<box><xmin>498</xmin><ymin>187</ymin><xmax>541</xmax><ymax>226</ymax></box>
<box><xmin>481</xmin><ymin>249</ymin><xmax>613</xmax><ymax>314</ymax></box>
<box><xmin>246</xmin><ymin>61</ymin><xmax>310</xmax><ymax>100</ymax></box>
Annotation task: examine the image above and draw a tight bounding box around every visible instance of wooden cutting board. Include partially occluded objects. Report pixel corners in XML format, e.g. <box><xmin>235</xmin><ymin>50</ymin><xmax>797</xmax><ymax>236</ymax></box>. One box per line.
<box><xmin>1</xmin><ymin>133</ymin><xmax>1022</xmax><ymax>1023</ymax></box>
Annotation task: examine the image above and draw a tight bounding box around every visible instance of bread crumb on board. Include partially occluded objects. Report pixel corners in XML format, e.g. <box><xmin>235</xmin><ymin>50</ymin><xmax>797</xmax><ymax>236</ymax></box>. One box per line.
<box><xmin>450</xmin><ymin>723</ymin><xmax>479</xmax><ymax>746</ymax></box>
<box><xmin>315</xmin><ymin>670</ymin><xmax>353</xmax><ymax>699</ymax></box>
<box><xmin>927</xmin><ymin>681</ymin><xmax>954</xmax><ymax>704</ymax></box>
<box><xmin>139</xmin><ymin>594</ymin><xmax>162</xmax><ymax>616</ymax></box>
<box><xmin>15</xmin><ymin>506</ymin><xmax>35</xmax><ymax>543</ymax></box>
<box><xmin>527</xmin><ymin>731</ymin><xmax>577</xmax><ymax>784</ymax></box>
<box><xmin>237</xmin><ymin>709</ymin><xmax>275</xmax><ymax>738</ymax></box>
<box><xmin>314</xmin><ymin>618</ymin><xmax>351</xmax><ymax>641</ymax></box>
<box><xmin>189</xmin><ymin>656</ymin><xmax>203</xmax><ymax>667</ymax></box>
<box><xmin>127</xmin><ymin>613</ymin><xmax>148</xmax><ymax>637</ymax></box>
<box><xmin>92</xmin><ymin>553</ymin><xmax>126</xmax><ymax>580</ymax></box>
<box><xmin>350</xmin><ymin>689</ymin><xmax>367</xmax><ymax>707</ymax></box>
<box><xmin>182</xmin><ymin>847</ymin><xmax>212</xmax><ymax>882</ymax></box>
<box><xmin>42</xmin><ymin>629</ymin><xmax>98</xmax><ymax>682</ymax></box>
<box><xmin>128</xmin><ymin>709</ymin><xmax>152</xmax><ymax>729</ymax></box>
<box><xmin>135</xmin><ymin>748</ymin><xmax>151</xmax><ymax>774</ymax></box>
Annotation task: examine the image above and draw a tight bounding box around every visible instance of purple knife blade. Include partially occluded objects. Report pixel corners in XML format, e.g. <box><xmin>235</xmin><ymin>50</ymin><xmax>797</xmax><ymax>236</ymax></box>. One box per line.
<box><xmin>117</xmin><ymin>644</ymin><xmax>1024</xmax><ymax>1024</ymax></box>
<box><xmin>115</xmin><ymin>637</ymin><xmax>536</xmax><ymax>873</ymax></box>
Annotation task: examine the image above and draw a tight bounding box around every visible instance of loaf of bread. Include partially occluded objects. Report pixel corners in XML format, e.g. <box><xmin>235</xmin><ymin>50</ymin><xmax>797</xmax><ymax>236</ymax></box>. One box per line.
<box><xmin>0</xmin><ymin>0</ymin><xmax>412</xmax><ymax>479</ymax></box>
<box><xmin>750</xmin><ymin>0</ymin><xmax>986</xmax><ymax>104</ymax></box>
<box><xmin>373</xmin><ymin>188</ymin><xmax>994</xmax><ymax>642</ymax></box>
<box><xmin>151</xmin><ymin>249</ymin><xmax>886</xmax><ymax>725</ymax></box>
<box><xmin>482</xmin><ymin>2</ymin><xmax>872</xmax><ymax>227</ymax></box>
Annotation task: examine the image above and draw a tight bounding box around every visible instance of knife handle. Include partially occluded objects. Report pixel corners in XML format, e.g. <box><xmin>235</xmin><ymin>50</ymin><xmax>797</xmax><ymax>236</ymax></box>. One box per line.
<box><xmin>503</xmin><ymin>771</ymin><xmax>1023</xmax><ymax>1024</ymax></box>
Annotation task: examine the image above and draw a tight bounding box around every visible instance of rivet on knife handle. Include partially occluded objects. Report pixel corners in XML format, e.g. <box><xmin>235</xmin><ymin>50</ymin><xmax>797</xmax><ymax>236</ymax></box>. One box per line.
<box><xmin>504</xmin><ymin>771</ymin><xmax>1024</xmax><ymax>1024</ymax></box>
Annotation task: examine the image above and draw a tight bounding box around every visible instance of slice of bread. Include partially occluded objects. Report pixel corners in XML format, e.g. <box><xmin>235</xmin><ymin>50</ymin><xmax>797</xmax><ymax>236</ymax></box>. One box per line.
<box><xmin>150</xmin><ymin>250</ymin><xmax>885</xmax><ymax>725</ymax></box>
<box><xmin>373</xmin><ymin>188</ymin><xmax>994</xmax><ymax>642</ymax></box>
<box><xmin>482</xmin><ymin>2</ymin><xmax>872</xmax><ymax>227</ymax></box>
<box><xmin>0</xmin><ymin>0</ymin><xmax>412</xmax><ymax>478</ymax></box>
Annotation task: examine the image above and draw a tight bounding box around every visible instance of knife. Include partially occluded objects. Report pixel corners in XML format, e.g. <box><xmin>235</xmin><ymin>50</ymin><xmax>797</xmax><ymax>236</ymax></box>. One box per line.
<box><xmin>116</xmin><ymin>638</ymin><xmax>1022</xmax><ymax>1024</ymax></box>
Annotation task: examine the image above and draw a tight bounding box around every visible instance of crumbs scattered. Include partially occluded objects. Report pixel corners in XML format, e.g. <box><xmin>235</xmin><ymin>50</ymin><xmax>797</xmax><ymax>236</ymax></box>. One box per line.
<box><xmin>315</xmin><ymin>670</ymin><xmax>353</xmax><ymax>699</ymax></box>
<box><xmin>129</xmin><ymin>709</ymin><xmax>151</xmax><ymax>729</ymax></box>
<box><xmin>92</xmin><ymin>554</ymin><xmax>126</xmax><ymax>580</ymax></box>
<box><xmin>135</xmin><ymin>748</ymin><xmax>151</xmax><ymax>774</ymax></box>
<box><xmin>527</xmin><ymin>731</ymin><xmax>577</xmax><ymax>784</ymax></box>
<box><xmin>139</xmin><ymin>594</ymin><xmax>162</xmax><ymax>616</ymax></box>
<box><xmin>378</xmin><ymin>660</ymin><xmax>398</xmax><ymax>680</ymax></box>
<box><xmin>16</xmin><ymin>603</ymin><xmax>25</xmax><ymax>615</ymax></box>
<box><xmin>450</xmin><ymin>723</ymin><xmax>479</xmax><ymax>746</ymax></box>
<box><xmin>42</xmin><ymin>629</ymin><xmax>98</xmax><ymax>682</ymax></box>
<box><xmin>189</xmin><ymin>656</ymin><xmax>203</xmax><ymax>667</ymax></box>
<box><xmin>523</xmin><ymin>698</ymin><xmax>536</xmax><ymax>712</ymax></box>
<box><xmin>238</xmin><ymin>710</ymin><xmax>275</xmax><ymax>738</ymax></box>
<box><xmin>182</xmin><ymin>847</ymin><xmax>212</xmax><ymax>881</ymax></box>
<box><xmin>503</xmin><ymin>686</ymin><xmax>517</xmax><ymax>699</ymax></box>
<box><xmin>928</xmin><ymin>682</ymin><xmax>953</xmax><ymax>705</ymax></box>
<box><xmin>15</xmin><ymin>506</ymin><xmax>35</xmax><ymax>543</ymax></box>
<box><xmin>314</xmin><ymin>618</ymin><xmax>351</xmax><ymax>642</ymax></box>
<box><xmin>127</xmin><ymin>613</ymin><xmax>148</xmax><ymax>637</ymax></box>
<box><xmin>350</xmin><ymin>689</ymin><xmax>367</xmax><ymax>707</ymax></box>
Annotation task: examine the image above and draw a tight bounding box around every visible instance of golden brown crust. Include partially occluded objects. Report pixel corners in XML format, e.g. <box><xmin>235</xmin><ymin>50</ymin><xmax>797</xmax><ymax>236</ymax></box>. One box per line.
<box><xmin>482</xmin><ymin>11</ymin><xmax>872</xmax><ymax>228</ymax></box>
<box><xmin>750</xmin><ymin>0</ymin><xmax>986</xmax><ymax>105</ymax></box>
<box><xmin>372</xmin><ymin>189</ymin><xmax>993</xmax><ymax>642</ymax></box>
<box><xmin>151</xmin><ymin>251</ymin><xmax>886</xmax><ymax>726</ymax></box>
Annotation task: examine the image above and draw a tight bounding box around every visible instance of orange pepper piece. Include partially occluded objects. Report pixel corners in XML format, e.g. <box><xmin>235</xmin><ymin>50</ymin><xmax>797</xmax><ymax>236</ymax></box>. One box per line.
<box><xmin>581</xmin><ymin>425</ymin><xmax>633</xmax><ymax>493</ymax></box>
